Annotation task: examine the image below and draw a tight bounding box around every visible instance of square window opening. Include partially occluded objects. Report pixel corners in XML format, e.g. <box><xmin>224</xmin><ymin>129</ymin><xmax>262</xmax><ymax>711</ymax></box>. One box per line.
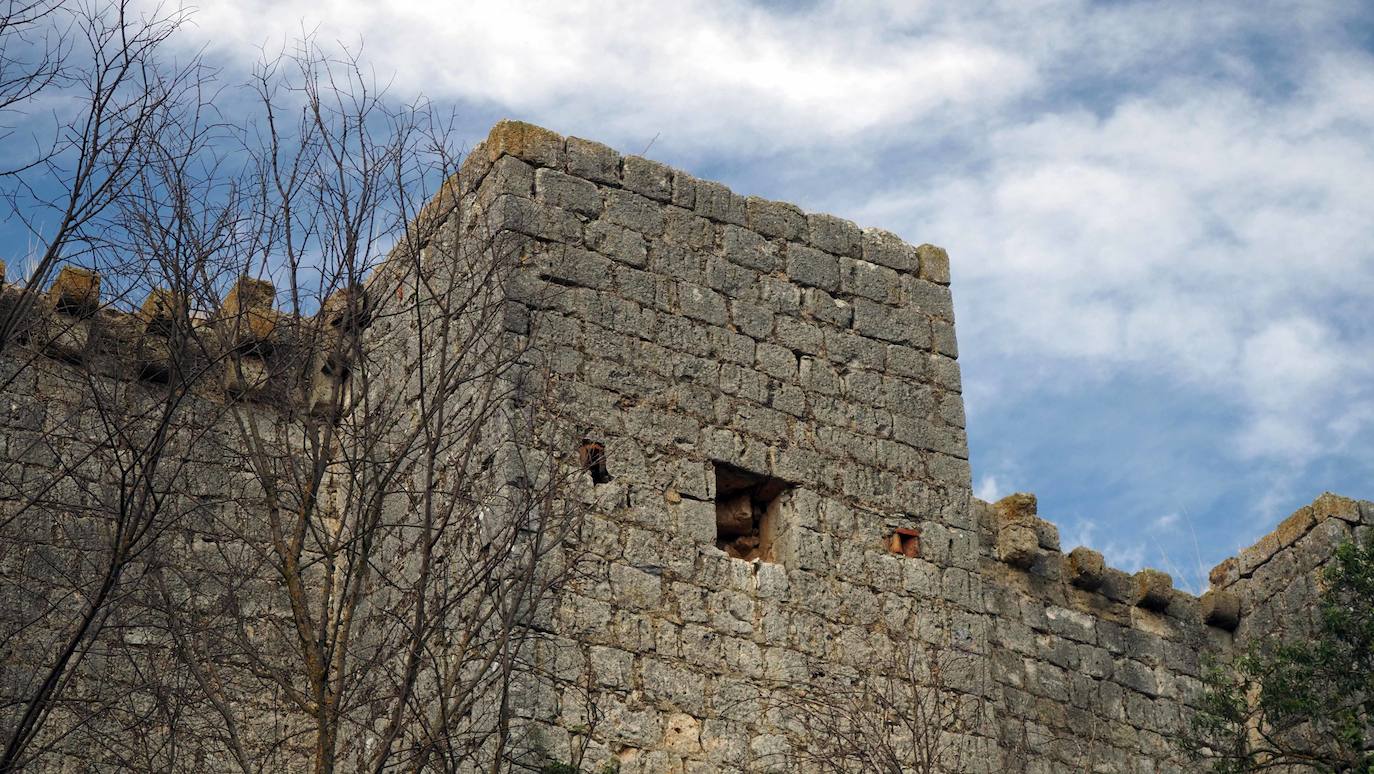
<box><xmin>714</xmin><ymin>462</ymin><xmax>791</xmax><ymax>562</ymax></box>
<box><xmin>579</xmin><ymin>440</ymin><xmax>612</xmax><ymax>484</ymax></box>
<box><xmin>889</xmin><ymin>528</ymin><xmax>921</xmax><ymax>558</ymax></box>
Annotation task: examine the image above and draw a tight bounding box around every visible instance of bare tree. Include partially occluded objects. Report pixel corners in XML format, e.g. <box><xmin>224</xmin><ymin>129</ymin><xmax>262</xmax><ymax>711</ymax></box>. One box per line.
<box><xmin>0</xmin><ymin>0</ymin><xmax>202</xmax><ymax>357</ymax></box>
<box><xmin>0</xmin><ymin>2</ymin><xmax>230</xmax><ymax>769</ymax></box>
<box><xmin>0</xmin><ymin>18</ymin><xmax>593</xmax><ymax>774</ymax></box>
<box><xmin>0</xmin><ymin>0</ymin><xmax>64</xmax><ymax>119</ymax></box>
<box><xmin>111</xmin><ymin>40</ymin><xmax>593</xmax><ymax>773</ymax></box>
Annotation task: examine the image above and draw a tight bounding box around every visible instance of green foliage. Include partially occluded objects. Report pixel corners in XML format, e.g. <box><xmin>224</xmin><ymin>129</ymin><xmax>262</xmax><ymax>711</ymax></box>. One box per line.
<box><xmin>1188</xmin><ymin>534</ymin><xmax>1374</xmax><ymax>773</ymax></box>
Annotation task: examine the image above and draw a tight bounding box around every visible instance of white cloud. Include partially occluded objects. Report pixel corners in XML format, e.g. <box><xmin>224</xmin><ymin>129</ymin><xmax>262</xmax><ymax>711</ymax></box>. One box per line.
<box><xmin>175</xmin><ymin>0</ymin><xmax>1036</xmax><ymax>154</ymax></box>
<box><xmin>873</xmin><ymin>68</ymin><xmax>1374</xmax><ymax>462</ymax></box>
<box><xmin>1153</xmin><ymin>513</ymin><xmax>1180</xmax><ymax>531</ymax></box>
<box><xmin>973</xmin><ymin>474</ymin><xmax>1003</xmax><ymax>503</ymax></box>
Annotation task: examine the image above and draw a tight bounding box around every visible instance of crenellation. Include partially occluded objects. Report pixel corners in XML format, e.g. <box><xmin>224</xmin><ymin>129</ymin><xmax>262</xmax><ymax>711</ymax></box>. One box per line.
<box><xmin>0</xmin><ymin>271</ymin><xmax>371</xmax><ymax>418</ymax></box>
<box><xmin>48</xmin><ymin>266</ymin><xmax>100</xmax><ymax>317</ymax></box>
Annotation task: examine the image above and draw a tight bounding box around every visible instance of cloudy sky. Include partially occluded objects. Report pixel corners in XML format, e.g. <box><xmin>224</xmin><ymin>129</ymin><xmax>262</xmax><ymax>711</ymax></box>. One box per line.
<box><xmin>26</xmin><ymin>1</ymin><xmax>1374</xmax><ymax>588</ymax></box>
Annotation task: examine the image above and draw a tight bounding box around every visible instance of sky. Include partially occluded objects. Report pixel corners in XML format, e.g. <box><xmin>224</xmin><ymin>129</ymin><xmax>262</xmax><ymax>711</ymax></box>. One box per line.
<box><xmin>12</xmin><ymin>0</ymin><xmax>1374</xmax><ymax>590</ymax></box>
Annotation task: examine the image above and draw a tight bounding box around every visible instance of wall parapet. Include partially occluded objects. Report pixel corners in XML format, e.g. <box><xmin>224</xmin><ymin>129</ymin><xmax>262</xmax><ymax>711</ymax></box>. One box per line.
<box><xmin>0</xmin><ymin>266</ymin><xmax>368</xmax><ymax>417</ymax></box>
<box><xmin>982</xmin><ymin>490</ymin><xmax>1372</xmax><ymax>642</ymax></box>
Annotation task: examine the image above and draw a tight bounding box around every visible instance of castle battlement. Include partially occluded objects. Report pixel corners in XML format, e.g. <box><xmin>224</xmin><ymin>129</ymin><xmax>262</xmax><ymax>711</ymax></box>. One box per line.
<box><xmin>0</xmin><ymin>265</ymin><xmax>370</xmax><ymax>415</ymax></box>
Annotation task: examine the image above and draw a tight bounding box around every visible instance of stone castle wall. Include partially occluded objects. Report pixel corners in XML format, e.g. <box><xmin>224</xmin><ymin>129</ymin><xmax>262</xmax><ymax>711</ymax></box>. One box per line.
<box><xmin>0</xmin><ymin>279</ymin><xmax>314</xmax><ymax>769</ymax></box>
<box><xmin>0</xmin><ymin>119</ymin><xmax>1368</xmax><ymax>773</ymax></box>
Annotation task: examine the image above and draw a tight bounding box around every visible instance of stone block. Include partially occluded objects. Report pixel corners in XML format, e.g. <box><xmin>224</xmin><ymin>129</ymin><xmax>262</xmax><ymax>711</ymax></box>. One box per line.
<box><xmin>1099</xmin><ymin>567</ymin><xmax>1134</xmax><ymax>604</ymax></box>
<box><xmin>566</xmin><ymin>136</ymin><xmax>621</xmax><ymax>184</ymax></box>
<box><xmin>604</xmin><ymin>188</ymin><xmax>665</xmax><ymax>237</ymax></box>
<box><xmin>916</xmin><ymin>243</ymin><xmax>951</xmax><ymax>284</ymax></box>
<box><xmin>1033</xmin><ymin>518</ymin><xmax>1060</xmax><ymax>551</ymax></box>
<box><xmin>851</xmin><ymin>298</ymin><xmax>900</xmax><ymax>342</ymax></box>
<box><xmin>1275</xmin><ymin>504</ymin><xmax>1318</xmax><ymax>549</ymax></box>
<box><xmin>1066</xmin><ymin>547</ymin><xmax>1105</xmax><ymax>590</ymax></box>
<box><xmin>535</xmin><ymin>167</ymin><xmax>601</xmax><ymax>216</ymax></box>
<box><xmin>1208</xmin><ymin>556</ymin><xmax>1239</xmax><ymax>588</ymax></box>
<box><xmin>1238</xmin><ymin>527</ymin><xmax>1284</xmax><ymax>577</ymax></box>
<box><xmin>929</xmin><ymin>454</ymin><xmax>972</xmax><ymax>490</ymax></box>
<box><xmin>806</xmin><ymin>212</ymin><xmax>861</xmax><ymax>257</ymax></box>
<box><xmin>931</xmin><ymin>353</ymin><xmax>962</xmax><ymax>392</ymax></box>
<box><xmin>745</xmin><ymin>196</ymin><xmax>806</xmax><ymax>240</ymax></box>
<box><xmin>48</xmin><ymin>266</ymin><xmax>100</xmax><ymax>317</ymax></box>
<box><xmin>1133</xmin><ymin>569</ymin><xmax>1173</xmax><ymax>611</ymax></box>
<box><xmin>753</xmin><ymin>561</ymin><xmax>789</xmax><ymax>598</ymax></box>
<box><xmin>671</xmin><ymin>170</ymin><xmax>697</xmax><ymax>209</ymax></box>
<box><xmin>661</xmin><ymin>713</ymin><xmax>703</xmax><ymax>755</ymax></box>
<box><xmin>1199</xmin><ymin>589</ymin><xmax>1240</xmax><ymax>631</ymax></box>
<box><xmin>703</xmin><ymin>255</ymin><xmax>756</xmax><ymax>297</ymax></box>
<box><xmin>707</xmin><ymin>326</ymin><xmax>755</xmax><ymax>366</ymax></box>
<box><xmin>663</xmin><ymin>206</ymin><xmax>715</xmax><ymax>249</ymax></box>
<box><xmin>610</xmin><ymin>564</ymin><xmax>662</xmax><ymax>610</ymax></box>
<box><xmin>650</xmin><ymin>242</ymin><xmax>706</xmax><ymax>284</ymax></box>
<box><xmin>589</xmin><ymin>646</ymin><xmax>634</xmax><ymax>687</ymax></box>
<box><xmin>692</xmin><ymin>179</ymin><xmax>745</xmax><ymax>225</ymax></box>
<box><xmin>839</xmin><ymin>257</ymin><xmax>900</xmax><ymax>304</ymax></box>
<box><xmin>861</xmin><ymin>227</ymin><xmax>917</xmax><ymax>272</ymax></box>
<box><xmin>1045</xmin><ymin>605</ymin><xmax>1097</xmax><ymax>644</ymax></box>
<box><xmin>582</xmin><ymin>221</ymin><xmax>645</xmax><ymax>269</ymax></box>
<box><xmin>673</xmin><ymin>497</ymin><xmax>717</xmax><ymax>544</ymax></box>
<box><xmin>752</xmin><ymin>278</ymin><xmax>799</xmax><ymax>317</ymax></box>
<box><xmin>719</xmin><ymin>224</ymin><xmax>777</xmax><ymax>272</ymax></box>
<box><xmin>801</xmin><ymin>287</ymin><xmax>851</xmax><ymax>328</ymax></box>
<box><xmin>482</xmin><ymin>119</ymin><xmax>565</xmax><ymax>167</ymax></box>
<box><xmin>1114</xmin><ymin>658</ymin><xmax>1159</xmax><ymax>698</ymax></box>
<box><xmin>539</xmin><ymin>245</ymin><xmax>614</xmax><ymax>290</ymax></box>
<box><xmin>784</xmin><ymin>242</ymin><xmax>840</xmax><ymax>292</ymax></box>
<box><xmin>933</xmin><ymin>319</ymin><xmax>959</xmax><ymax>358</ymax></box>
<box><xmin>1312</xmin><ymin>491</ymin><xmax>1361</xmax><ymax>523</ymax></box>
<box><xmin>677</xmin><ymin>283</ymin><xmax>729</xmax><ymax>327</ymax></box>
<box><xmin>774</xmin><ymin>317</ymin><xmax>823</xmax><ymax>355</ymax></box>
<box><xmin>997</xmin><ymin>523</ymin><xmax>1038</xmax><ymax>569</ymax></box>
<box><xmin>622</xmin><ymin>155</ymin><xmax>674</xmax><ymax>201</ymax></box>
<box><xmin>642</xmin><ymin>659</ymin><xmax>705</xmax><ymax>713</ymax></box>
<box><xmin>489</xmin><ymin>194</ymin><xmax>582</xmax><ymax>243</ymax></box>
<box><xmin>902</xmin><ymin>275</ymin><xmax>956</xmax><ymax>320</ymax></box>
<box><xmin>483</xmin><ymin>153</ymin><xmax>535</xmax><ymax>198</ymax></box>
<box><xmin>221</xmin><ymin>276</ymin><xmax>277</xmax><ymax>343</ymax></box>
<box><xmin>994</xmin><ymin>492</ymin><xmax>1037</xmax><ymax>524</ymax></box>
<box><xmin>727</xmin><ymin>300</ymin><xmax>773</xmax><ymax>340</ymax></box>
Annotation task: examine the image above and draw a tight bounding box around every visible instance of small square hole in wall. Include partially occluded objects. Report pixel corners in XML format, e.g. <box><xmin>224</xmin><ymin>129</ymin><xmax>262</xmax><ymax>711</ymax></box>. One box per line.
<box><xmin>579</xmin><ymin>440</ymin><xmax>612</xmax><ymax>484</ymax></box>
<box><xmin>889</xmin><ymin>528</ymin><xmax>921</xmax><ymax>558</ymax></box>
<box><xmin>714</xmin><ymin>462</ymin><xmax>791</xmax><ymax>562</ymax></box>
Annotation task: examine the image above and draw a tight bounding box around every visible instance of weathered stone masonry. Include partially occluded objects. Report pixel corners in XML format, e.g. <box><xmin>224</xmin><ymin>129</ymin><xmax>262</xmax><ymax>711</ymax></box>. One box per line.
<box><xmin>451</xmin><ymin>122</ymin><xmax>1373</xmax><ymax>772</ymax></box>
<box><xmin>457</xmin><ymin>121</ymin><xmax>979</xmax><ymax>771</ymax></box>
<box><xmin>2</xmin><ymin>119</ymin><xmax>1370</xmax><ymax>772</ymax></box>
